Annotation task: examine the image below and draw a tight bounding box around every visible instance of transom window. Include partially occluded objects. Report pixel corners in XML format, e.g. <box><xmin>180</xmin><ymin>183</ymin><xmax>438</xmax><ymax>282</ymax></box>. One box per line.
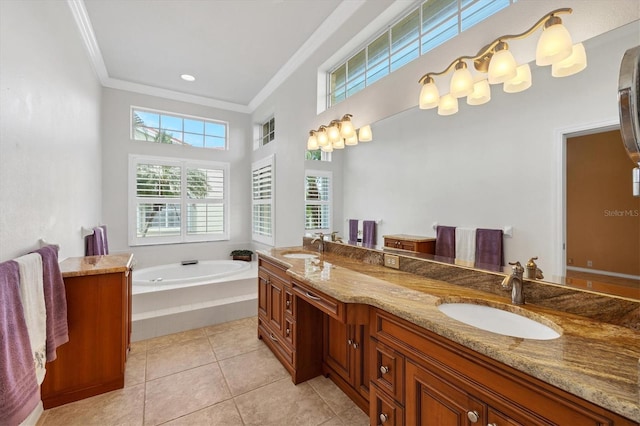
<box><xmin>305</xmin><ymin>170</ymin><xmax>332</xmax><ymax>232</ymax></box>
<box><xmin>132</xmin><ymin>107</ymin><xmax>227</xmax><ymax>149</ymax></box>
<box><xmin>129</xmin><ymin>155</ymin><xmax>229</xmax><ymax>245</ymax></box>
<box><xmin>261</xmin><ymin>117</ymin><xmax>275</xmax><ymax>146</ymax></box>
<box><xmin>328</xmin><ymin>0</ymin><xmax>515</xmax><ymax>107</ymax></box>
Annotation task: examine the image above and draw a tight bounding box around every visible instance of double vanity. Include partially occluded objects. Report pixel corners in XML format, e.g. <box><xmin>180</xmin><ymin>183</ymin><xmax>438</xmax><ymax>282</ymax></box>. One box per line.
<box><xmin>257</xmin><ymin>239</ymin><xmax>639</xmax><ymax>425</ymax></box>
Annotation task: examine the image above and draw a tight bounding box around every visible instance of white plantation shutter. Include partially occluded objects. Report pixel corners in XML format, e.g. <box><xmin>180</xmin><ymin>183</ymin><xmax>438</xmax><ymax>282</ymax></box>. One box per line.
<box><xmin>129</xmin><ymin>155</ymin><xmax>229</xmax><ymax>245</ymax></box>
<box><xmin>252</xmin><ymin>155</ymin><xmax>274</xmax><ymax>245</ymax></box>
<box><xmin>305</xmin><ymin>170</ymin><xmax>332</xmax><ymax>232</ymax></box>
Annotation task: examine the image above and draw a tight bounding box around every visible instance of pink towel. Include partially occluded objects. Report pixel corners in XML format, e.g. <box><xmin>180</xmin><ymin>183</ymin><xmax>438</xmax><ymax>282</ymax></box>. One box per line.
<box><xmin>33</xmin><ymin>245</ymin><xmax>69</xmax><ymax>362</ymax></box>
<box><xmin>435</xmin><ymin>226</ymin><xmax>456</xmax><ymax>259</ymax></box>
<box><xmin>0</xmin><ymin>260</ymin><xmax>40</xmax><ymax>425</ymax></box>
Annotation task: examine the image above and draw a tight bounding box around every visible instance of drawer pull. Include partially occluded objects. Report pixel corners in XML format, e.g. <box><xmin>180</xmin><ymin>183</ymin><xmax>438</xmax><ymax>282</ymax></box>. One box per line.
<box><xmin>488</xmin><ymin>424</ymin><xmax>497</xmax><ymax>426</ymax></box>
<box><xmin>467</xmin><ymin>411</ymin><xmax>479</xmax><ymax>423</ymax></box>
<box><xmin>269</xmin><ymin>333</ymin><xmax>279</xmax><ymax>342</ymax></box>
<box><xmin>305</xmin><ymin>291</ymin><xmax>322</xmax><ymax>301</ymax></box>
<box><xmin>379</xmin><ymin>413</ymin><xmax>389</xmax><ymax>424</ymax></box>
<box><xmin>379</xmin><ymin>365</ymin><xmax>390</xmax><ymax>374</ymax></box>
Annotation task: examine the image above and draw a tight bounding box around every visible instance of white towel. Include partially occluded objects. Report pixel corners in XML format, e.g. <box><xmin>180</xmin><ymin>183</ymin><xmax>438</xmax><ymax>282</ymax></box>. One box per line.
<box><xmin>455</xmin><ymin>227</ymin><xmax>476</xmax><ymax>267</ymax></box>
<box><xmin>15</xmin><ymin>253</ymin><xmax>47</xmax><ymax>385</ymax></box>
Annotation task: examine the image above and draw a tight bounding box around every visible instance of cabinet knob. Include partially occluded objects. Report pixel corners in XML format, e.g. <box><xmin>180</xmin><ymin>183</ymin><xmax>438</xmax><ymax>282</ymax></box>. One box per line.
<box><xmin>379</xmin><ymin>365</ymin><xmax>390</xmax><ymax>374</ymax></box>
<box><xmin>286</xmin><ymin>328</ymin><xmax>290</xmax><ymax>336</ymax></box>
<box><xmin>286</xmin><ymin>300</ymin><xmax>291</xmax><ymax>307</ymax></box>
<box><xmin>352</xmin><ymin>341</ymin><xmax>359</xmax><ymax>349</ymax></box>
<box><xmin>467</xmin><ymin>411</ymin><xmax>480</xmax><ymax>423</ymax></box>
<box><xmin>347</xmin><ymin>339</ymin><xmax>354</xmax><ymax>346</ymax></box>
<box><xmin>379</xmin><ymin>413</ymin><xmax>388</xmax><ymax>424</ymax></box>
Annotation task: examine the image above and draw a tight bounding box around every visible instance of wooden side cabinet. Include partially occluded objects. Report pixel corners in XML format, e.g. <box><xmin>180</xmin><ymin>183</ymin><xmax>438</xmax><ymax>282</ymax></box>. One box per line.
<box><xmin>383</xmin><ymin>234</ymin><xmax>435</xmax><ymax>254</ymax></box>
<box><xmin>41</xmin><ymin>254</ymin><xmax>133</xmax><ymax>409</ymax></box>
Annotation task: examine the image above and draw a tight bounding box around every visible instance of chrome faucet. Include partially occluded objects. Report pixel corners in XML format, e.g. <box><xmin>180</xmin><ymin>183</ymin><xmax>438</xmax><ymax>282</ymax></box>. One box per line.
<box><xmin>501</xmin><ymin>261</ymin><xmax>525</xmax><ymax>305</ymax></box>
<box><xmin>311</xmin><ymin>233</ymin><xmax>325</xmax><ymax>252</ymax></box>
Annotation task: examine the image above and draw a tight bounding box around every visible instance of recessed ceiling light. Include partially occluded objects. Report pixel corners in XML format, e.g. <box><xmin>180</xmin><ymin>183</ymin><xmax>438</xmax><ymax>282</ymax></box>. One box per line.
<box><xmin>180</xmin><ymin>74</ymin><xmax>195</xmax><ymax>82</ymax></box>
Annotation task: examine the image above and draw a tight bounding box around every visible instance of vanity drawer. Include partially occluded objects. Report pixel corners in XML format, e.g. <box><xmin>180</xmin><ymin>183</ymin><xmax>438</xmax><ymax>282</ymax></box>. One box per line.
<box><xmin>370</xmin><ymin>384</ymin><xmax>404</xmax><ymax>426</ymax></box>
<box><xmin>372</xmin><ymin>340</ymin><xmax>404</xmax><ymax>403</ymax></box>
<box><xmin>258</xmin><ymin>319</ymin><xmax>294</xmax><ymax>368</ymax></box>
<box><xmin>284</xmin><ymin>316</ymin><xmax>295</xmax><ymax>347</ymax></box>
<box><xmin>292</xmin><ymin>279</ymin><xmax>345</xmax><ymax>322</ymax></box>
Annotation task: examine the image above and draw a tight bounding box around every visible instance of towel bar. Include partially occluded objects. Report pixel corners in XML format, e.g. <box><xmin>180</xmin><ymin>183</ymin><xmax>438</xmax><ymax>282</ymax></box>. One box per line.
<box><xmin>431</xmin><ymin>222</ymin><xmax>513</xmax><ymax>238</ymax></box>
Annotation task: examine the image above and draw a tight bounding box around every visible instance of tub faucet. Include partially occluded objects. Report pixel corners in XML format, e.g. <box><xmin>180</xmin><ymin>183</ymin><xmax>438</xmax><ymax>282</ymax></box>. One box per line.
<box><xmin>311</xmin><ymin>233</ymin><xmax>325</xmax><ymax>252</ymax></box>
<box><xmin>502</xmin><ymin>261</ymin><xmax>525</xmax><ymax>305</ymax></box>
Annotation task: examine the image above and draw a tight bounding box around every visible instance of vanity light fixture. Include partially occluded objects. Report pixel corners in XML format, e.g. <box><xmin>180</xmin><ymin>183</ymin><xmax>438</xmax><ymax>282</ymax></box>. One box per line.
<box><xmin>307</xmin><ymin>114</ymin><xmax>372</xmax><ymax>151</ymax></box>
<box><xmin>418</xmin><ymin>8</ymin><xmax>587</xmax><ymax>116</ymax></box>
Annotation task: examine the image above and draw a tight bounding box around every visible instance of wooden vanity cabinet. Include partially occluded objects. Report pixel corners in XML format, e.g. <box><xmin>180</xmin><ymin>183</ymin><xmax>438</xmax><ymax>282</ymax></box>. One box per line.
<box><xmin>257</xmin><ymin>257</ymin><xmax>323</xmax><ymax>384</ymax></box>
<box><xmin>370</xmin><ymin>308</ymin><xmax>636</xmax><ymax>426</ymax></box>
<box><xmin>383</xmin><ymin>234</ymin><xmax>435</xmax><ymax>254</ymax></box>
<box><xmin>41</xmin><ymin>255</ymin><xmax>133</xmax><ymax>409</ymax></box>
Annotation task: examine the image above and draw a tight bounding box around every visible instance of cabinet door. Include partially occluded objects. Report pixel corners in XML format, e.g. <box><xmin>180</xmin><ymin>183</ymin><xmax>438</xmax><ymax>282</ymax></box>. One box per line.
<box><xmin>324</xmin><ymin>316</ymin><xmax>352</xmax><ymax>383</ymax></box>
<box><xmin>268</xmin><ymin>275</ymin><xmax>285</xmax><ymax>336</ymax></box>
<box><xmin>405</xmin><ymin>361</ymin><xmax>485</xmax><ymax>426</ymax></box>
<box><xmin>258</xmin><ymin>272</ymin><xmax>269</xmax><ymax>319</ymax></box>
<box><xmin>353</xmin><ymin>324</ymin><xmax>370</xmax><ymax>400</ymax></box>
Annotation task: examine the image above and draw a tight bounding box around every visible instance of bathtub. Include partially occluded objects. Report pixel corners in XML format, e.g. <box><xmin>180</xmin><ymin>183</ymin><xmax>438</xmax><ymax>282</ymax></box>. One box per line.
<box><xmin>131</xmin><ymin>260</ymin><xmax>258</xmax><ymax>341</ymax></box>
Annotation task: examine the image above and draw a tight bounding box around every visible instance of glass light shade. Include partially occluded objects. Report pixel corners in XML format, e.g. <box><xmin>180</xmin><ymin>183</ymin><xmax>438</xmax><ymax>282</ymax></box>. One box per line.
<box><xmin>419</xmin><ymin>81</ymin><xmax>440</xmax><ymax>109</ymax></box>
<box><xmin>536</xmin><ymin>22</ymin><xmax>573</xmax><ymax>66</ymax></box>
<box><xmin>333</xmin><ymin>138</ymin><xmax>345</xmax><ymax>149</ymax></box>
<box><xmin>450</xmin><ymin>65</ymin><xmax>474</xmax><ymax>98</ymax></box>
<box><xmin>339</xmin><ymin>119</ymin><xmax>355</xmax><ymax>139</ymax></box>
<box><xmin>467</xmin><ymin>79</ymin><xmax>491</xmax><ymax>106</ymax></box>
<box><xmin>345</xmin><ymin>134</ymin><xmax>358</xmax><ymax>145</ymax></box>
<box><xmin>316</xmin><ymin>129</ymin><xmax>329</xmax><ymax>146</ymax></box>
<box><xmin>488</xmin><ymin>47</ymin><xmax>517</xmax><ymax>84</ymax></box>
<box><xmin>552</xmin><ymin>43</ymin><xmax>587</xmax><ymax>77</ymax></box>
<box><xmin>320</xmin><ymin>143</ymin><xmax>333</xmax><ymax>152</ymax></box>
<box><xmin>437</xmin><ymin>94</ymin><xmax>458</xmax><ymax>116</ymax></box>
<box><xmin>358</xmin><ymin>125</ymin><xmax>372</xmax><ymax>142</ymax></box>
<box><xmin>503</xmin><ymin>64</ymin><xmax>532</xmax><ymax>93</ymax></box>
<box><xmin>327</xmin><ymin>124</ymin><xmax>341</xmax><ymax>143</ymax></box>
<box><xmin>307</xmin><ymin>134</ymin><xmax>318</xmax><ymax>150</ymax></box>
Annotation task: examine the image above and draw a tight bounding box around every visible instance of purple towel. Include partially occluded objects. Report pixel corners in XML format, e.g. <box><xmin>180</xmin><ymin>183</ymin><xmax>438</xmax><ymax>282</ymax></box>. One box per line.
<box><xmin>0</xmin><ymin>260</ymin><xmax>41</xmax><ymax>425</ymax></box>
<box><xmin>348</xmin><ymin>219</ymin><xmax>358</xmax><ymax>243</ymax></box>
<box><xmin>435</xmin><ymin>226</ymin><xmax>456</xmax><ymax>258</ymax></box>
<box><xmin>474</xmin><ymin>228</ymin><xmax>504</xmax><ymax>269</ymax></box>
<box><xmin>362</xmin><ymin>220</ymin><xmax>376</xmax><ymax>246</ymax></box>
<box><xmin>85</xmin><ymin>225</ymin><xmax>109</xmax><ymax>256</ymax></box>
<box><xmin>33</xmin><ymin>245</ymin><xmax>68</xmax><ymax>362</ymax></box>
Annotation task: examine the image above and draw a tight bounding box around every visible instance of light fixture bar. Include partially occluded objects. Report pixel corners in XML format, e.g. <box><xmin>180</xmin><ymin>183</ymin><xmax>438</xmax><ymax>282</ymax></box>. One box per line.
<box><xmin>307</xmin><ymin>114</ymin><xmax>372</xmax><ymax>150</ymax></box>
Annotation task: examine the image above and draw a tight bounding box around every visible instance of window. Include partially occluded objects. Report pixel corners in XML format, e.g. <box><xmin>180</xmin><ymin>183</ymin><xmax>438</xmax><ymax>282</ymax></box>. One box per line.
<box><xmin>305</xmin><ymin>150</ymin><xmax>331</xmax><ymax>162</ymax></box>
<box><xmin>305</xmin><ymin>170</ymin><xmax>332</xmax><ymax>232</ymax></box>
<box><xmin>261</xmin><ymin>117</ymin><xmax>275</xmax><ymax>146</ymax></box>
<box><xmin>252</xmin><ymin>155</ymin><xmax>275</xmax><ymax>245</ymax></box>
<box><xmin>129</xmin><ymin>155</ymin><xmax>229</xmax><ymax>245</ymax></box>
<box><xmin>328</xmin><ymin>0</ymin><xmax>514</xmax><ymax>107</ymax></box>
<box><xmin>131</xmin><ymin>107</ymin><xmax>227</xmax><ymax>149</ymax></box>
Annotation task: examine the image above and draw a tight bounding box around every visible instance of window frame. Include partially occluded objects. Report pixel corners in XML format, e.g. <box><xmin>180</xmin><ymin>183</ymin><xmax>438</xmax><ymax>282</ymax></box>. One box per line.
<box><xmin>251</xmin><ymin>154</ymin><xmax>275</xmax><ymax>246</ymax></box>
<box><xmin>327</xmin><ymin>0</ymin><xmax>514</xmax><ymax>107</ymax></box>
<box><xmin>260</xmin><ymin>116</ymin><xmax>275</xmax><ymax>147</ymax></box>
<box><xmin>130</xmin><ymin>106</ymin><xmax>229</xmax><ymax>150</ymax></box>
<box><xmin>128</xmin><ymin>154</ymin><xmax>230</xmax><ymax>246</ymax></box>
<box><xmin>304</xmin><ymin>169</ymin><xmax>332</xmax><ymax>234</ymax></box>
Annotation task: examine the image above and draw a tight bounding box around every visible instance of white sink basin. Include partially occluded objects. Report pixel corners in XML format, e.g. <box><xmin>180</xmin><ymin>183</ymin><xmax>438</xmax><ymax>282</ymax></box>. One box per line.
<box><xmin>282</xmin><ymin>252</ymin><xmax>318</xmax><ymax>260</ymax></box>
<box><xmin>438</xmin><ymin>303</ymin><xmax>561</xmax><ymax>340</ymax></box>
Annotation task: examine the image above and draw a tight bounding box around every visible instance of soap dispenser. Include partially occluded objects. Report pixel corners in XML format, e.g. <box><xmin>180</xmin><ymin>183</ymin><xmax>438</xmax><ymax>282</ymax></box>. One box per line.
<box><xmin>525</xmin><ymin>257</ymin><xmax>544</xmax><ymax>280</ymax></box>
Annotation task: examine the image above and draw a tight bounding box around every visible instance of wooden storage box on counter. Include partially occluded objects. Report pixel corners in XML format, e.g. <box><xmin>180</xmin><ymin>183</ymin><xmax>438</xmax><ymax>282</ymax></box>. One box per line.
<box><xmin>383</xmin><ymin>234</ymin><xmax>435</xmax><ymax>254</ymax></box>
<box><xmin>40</xmin><ymin>254</ymin><xmax>134</xmax><ymax>409</ymax></box>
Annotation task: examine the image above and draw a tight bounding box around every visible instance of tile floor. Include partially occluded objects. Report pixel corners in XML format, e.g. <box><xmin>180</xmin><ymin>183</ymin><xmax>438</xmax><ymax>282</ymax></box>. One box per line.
<box><xmin>37</xmin><ymin>316</ymin><xmax>370</xmax><ymax>426</ymax></box>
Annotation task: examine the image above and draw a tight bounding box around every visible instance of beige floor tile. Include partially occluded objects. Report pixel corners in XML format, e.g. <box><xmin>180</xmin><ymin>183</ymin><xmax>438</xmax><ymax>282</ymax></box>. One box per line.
<box><xmin>209</xmin><ymin>323</ymin><xmax>264</xmax><ymax>360</ymax></box>
<box><xmin>308</xmin><ymin>375</ymin><xmax>358</xmax><ymax>415</ymax></box>
<box><xmin>162</xmin><ymin>399</ymin><xmax>243</xmax><ymax>426</ymax></box>
<box><xmin>143</xmin><ymin>327</ymin><xmax>207</xmax><ymax>351</ymax></box>
<box><xmin>125</xmin><ymin>351</ymin><xmax>147</xmax><ymax>387</ymax></box>
<box><xmin>319</xmin><ymin>417</ymin><xmax>345</xmax><ymax>426</ymax></box>
<box><xmin>234</xmin><ymin>377</ymin><xmax>335</xmax><ymax>426</ymax></box>
<box><xmin>129</xmin><ymin>340</ymin><xmax>147</xmax><ymax>355</ymax></box>
<box><xmin>337</xmin><ymin>406</ymin><xmax>369</xmax><ymax>425</ymax></box>
<box><xmin>204</xmin><ymin>316</ymin><xmax>257</xmax><ymax>336</ymax></box>
<box><xmin>144</xmin><ymin>363</ymin><xmax>232</xmax><ymax>425</ymax></box>
<box><xmin>41</xmin><ymin>384</ymin><xmax>145</xmax><ymax>426</ymax></box>
<box><xmin>146</xmin><ymin>337</ymin><xmax>216</xmax><ymax>380</ymax></box>
<box><xmin>218</xmin><ymin>346</ymin><xmax>288</xmax><ymax>395</ymax></box>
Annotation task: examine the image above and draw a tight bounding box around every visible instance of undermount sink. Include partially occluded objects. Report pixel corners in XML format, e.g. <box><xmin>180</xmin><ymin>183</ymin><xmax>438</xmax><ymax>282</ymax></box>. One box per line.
<box><xmin>437</xmin><ymin>302</ymin><xmax>561</xmax><ymax>340</ymax></box>
<box><xmin>282</xmin><ymin>252</ymin><xmax>318</xmax><ymax>260</ymax></box>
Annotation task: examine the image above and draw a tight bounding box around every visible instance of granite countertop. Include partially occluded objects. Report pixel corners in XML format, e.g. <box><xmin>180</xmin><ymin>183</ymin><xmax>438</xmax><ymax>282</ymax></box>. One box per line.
<box><xmin>59</xmin><ymin>253</ymin><xmax>134</xmax><ymax>277</ymax></box>
<box><xmin>382</xmin><ymin>234</ymin><xmax>435</xmax><ymax>242</ymax></box>
<box><xmin>258</xmin><ymin>246</ymin><xmax>640</xmax><ymax>422</ymax></box>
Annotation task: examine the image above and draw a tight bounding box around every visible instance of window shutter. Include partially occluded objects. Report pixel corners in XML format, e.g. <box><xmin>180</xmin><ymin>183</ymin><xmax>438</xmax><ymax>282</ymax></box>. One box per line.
<box><xmin>305</xmin><ymin>172</ymin><xmax>331</xmax><ymax>231</ymax></box>
<box><xmin>252</xmin><ymin>159</ymin><xmax>274</xmax><ymax>242</ymax></box>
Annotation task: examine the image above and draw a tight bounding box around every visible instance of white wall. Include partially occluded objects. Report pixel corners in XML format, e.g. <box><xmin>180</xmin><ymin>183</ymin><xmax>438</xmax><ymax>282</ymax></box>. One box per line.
<box><xmin>0</xmin><ymin>0</ymin><xmax>102</xmax><ymax>261</ymax></box>
<box><xmin>100</xmin><ymin>88</ymin><xmax>253</xmax><ymax>268</ymax></box>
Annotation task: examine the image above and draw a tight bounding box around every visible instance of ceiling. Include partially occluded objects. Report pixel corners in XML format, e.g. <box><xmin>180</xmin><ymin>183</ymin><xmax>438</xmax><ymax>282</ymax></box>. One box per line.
<box><xmin>80</xmin><ymin>0</ymin><xmax>346</xmax><ymax>111</ymax></box>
